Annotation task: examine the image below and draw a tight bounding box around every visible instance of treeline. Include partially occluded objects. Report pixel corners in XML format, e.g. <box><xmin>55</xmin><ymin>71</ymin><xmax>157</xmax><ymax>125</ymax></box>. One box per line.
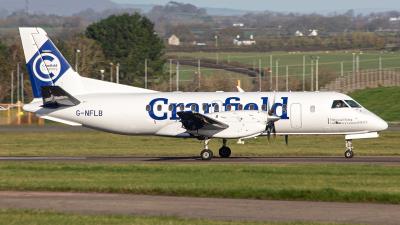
<box><xmin>0</xmin><ymin>13</ymin><xmax>166</xmax><ymax>102</ymax></box>
<box><xmin>168</xmin><ymin>32</ymin><xmax>392</xmax><ymax>52</ymax></box>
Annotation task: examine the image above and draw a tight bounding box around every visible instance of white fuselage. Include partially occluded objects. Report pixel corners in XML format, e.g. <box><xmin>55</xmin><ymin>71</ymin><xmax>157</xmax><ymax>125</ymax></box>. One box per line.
<box><xmin>25</xmin><ymin>91</ymin><xmax>388</xmax><ymax>138</ymax></box>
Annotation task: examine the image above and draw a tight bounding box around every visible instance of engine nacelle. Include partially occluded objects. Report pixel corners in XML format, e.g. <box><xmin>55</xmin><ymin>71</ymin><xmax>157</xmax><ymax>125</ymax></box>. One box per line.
<box><xmin>196</xmin><ymin>111</ymin><xmax>268</xmax><ymax>139</ymax></box>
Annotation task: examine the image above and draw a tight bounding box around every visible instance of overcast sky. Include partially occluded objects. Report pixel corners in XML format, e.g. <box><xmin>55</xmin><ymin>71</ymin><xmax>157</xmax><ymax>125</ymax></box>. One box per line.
<box><xmin>113</xmin><ymin>0</ymin><xmax>400</xmax><ymax>12</ymax></box>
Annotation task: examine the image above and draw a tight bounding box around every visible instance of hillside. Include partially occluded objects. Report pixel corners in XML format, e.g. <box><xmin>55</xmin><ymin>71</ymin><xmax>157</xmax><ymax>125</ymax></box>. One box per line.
<box><xmin>350</xmin><ymin>87</ymin><xmax>400</xmax><ymax>122</ymax></box>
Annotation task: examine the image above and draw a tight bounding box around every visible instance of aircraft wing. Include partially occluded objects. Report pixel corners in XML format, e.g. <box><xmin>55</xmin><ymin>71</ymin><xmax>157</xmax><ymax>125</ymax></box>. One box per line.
<box><xmin>177</xmin><ymin>111</ymin><xmax>229</xmax><ymax>131</ymax></box>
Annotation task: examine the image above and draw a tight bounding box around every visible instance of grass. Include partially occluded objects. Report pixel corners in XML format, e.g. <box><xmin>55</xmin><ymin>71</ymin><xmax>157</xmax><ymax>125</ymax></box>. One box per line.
<box><xmin>350</xmin><ymin>87</ymin><xmax>400</xmax><ymax>122</ymax></box>
<box><xmin>169</xmin><ymin>51</ymin><xmax>400</xmax><ymax>76</ymax></box>
<box><xmin>0</xmin><ymin>162</ymin><xmax>400</xmax><ymax>204</ymax></box>
<box><xmin>0</xmin><ymin>209</ymin><xmax>357</xmax><ymax>225</ymax></box>
<box><xmin>0</xmin><ymin>130</ymin><xmax>399</xmax><ymax>157</ymax></box>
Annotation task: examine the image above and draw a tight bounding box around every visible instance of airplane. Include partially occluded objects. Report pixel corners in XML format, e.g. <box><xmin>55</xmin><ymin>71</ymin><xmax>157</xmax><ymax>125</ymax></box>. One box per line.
<box><xmin>19</xmin><ymin>27</ymin><xmax>389</xmax><ymax>160</ymax></box>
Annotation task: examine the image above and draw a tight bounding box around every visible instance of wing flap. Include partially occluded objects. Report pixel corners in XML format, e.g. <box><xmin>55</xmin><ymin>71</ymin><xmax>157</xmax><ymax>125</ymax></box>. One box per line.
<box><xmin>177</xmin><ymin>111</ymin><xmax>229</xmax><ymax>131</ymax></box>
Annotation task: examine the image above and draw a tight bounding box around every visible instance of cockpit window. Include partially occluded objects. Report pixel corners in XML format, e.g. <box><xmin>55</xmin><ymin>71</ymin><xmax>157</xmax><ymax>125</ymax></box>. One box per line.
<box><xmin>345</xmin><ymin>100</ymin><xmax>362</xmax><ymax>108</ymax></box>
<box><xmin>332</xmin><ymin>100</ymin><xmax>349</xmax><ymax>109</ymax></box>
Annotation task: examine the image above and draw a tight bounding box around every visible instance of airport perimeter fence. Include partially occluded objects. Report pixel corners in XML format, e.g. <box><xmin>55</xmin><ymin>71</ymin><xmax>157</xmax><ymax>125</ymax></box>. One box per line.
<box><xmin>165</xmin><ymin>53</ymin><xmax>400</xmax><ymax>93</ymax></box>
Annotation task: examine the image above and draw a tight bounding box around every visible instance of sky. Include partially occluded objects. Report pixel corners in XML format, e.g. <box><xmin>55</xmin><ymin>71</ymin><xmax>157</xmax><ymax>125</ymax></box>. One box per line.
<box><xmin>113</xmin><ymin>0</ymin><xmax>400</xmax><ymax>12</ymax></box>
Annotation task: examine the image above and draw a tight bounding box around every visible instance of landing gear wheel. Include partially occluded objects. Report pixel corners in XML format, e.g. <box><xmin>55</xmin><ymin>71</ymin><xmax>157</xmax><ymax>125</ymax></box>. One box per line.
<box><xmin>345</xmin><ymin>150</ymin><xmax>354</xmax><ymax>159</ymax></box>
<box><xmin>219</xmin><ymin>147</ymin><xmax>232</xmax><ymax>158</ymax></box>
<box><xmin>201</xmin><ymin>149</ymin><xmax>213</xmax><ymax>160</ymax></box>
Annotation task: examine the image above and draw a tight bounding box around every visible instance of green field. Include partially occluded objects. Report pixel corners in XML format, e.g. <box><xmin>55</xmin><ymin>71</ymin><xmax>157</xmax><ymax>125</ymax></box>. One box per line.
<box><xmin>169</xmin><ymin>51</ymin><xmax>400</xmax><ymax>76</ymax></box>
<box><xmin>0</xmin><ymin>130</ymin><xmax>398</xmax><ymax>157</ymax></box>
<box><xmin>350</xmin><ymin>87</ymin><xmax>400</xmax><ymax>122</ymax></box>
<box><xmin>0</xmin><ymin>210</ymin><xmax>354</xmax><ymax>225</ymax></box>
<box><xmin>1</xmin><ymin>162</ymin><xmax>400</xmax><ymax>204</ymax></box>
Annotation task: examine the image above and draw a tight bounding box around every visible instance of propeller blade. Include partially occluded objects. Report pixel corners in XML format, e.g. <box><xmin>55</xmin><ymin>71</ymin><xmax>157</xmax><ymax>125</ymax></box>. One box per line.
<box><xmin>285</xmin><ymin>135</ymin><xmax>289</xmax><ymax>145</ymax></box>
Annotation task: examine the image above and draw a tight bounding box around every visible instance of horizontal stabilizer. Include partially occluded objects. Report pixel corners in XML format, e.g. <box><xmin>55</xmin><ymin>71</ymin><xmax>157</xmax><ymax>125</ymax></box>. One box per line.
<box><xmin>177</xmin><ymin>111</ymin><xmax>229</xmax><ymax>131</ymax></box>
<box><xmin>41</xmin><ymin>86</ymin><xmax>80</xmax><ymax>108</ymax></box>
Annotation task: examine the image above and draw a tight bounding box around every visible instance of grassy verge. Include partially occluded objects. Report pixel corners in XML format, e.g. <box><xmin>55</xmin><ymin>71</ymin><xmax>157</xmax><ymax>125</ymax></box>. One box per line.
<box><xmin>0</xmin><ymin>130</ymin><xmax>398</xmax><ymax>157</ymax></box>
<box><xmin>1</xmin><ymin>162</ymin><xmax>400</xmax><ymax>204</ymax></box>
<box><xmin>0</xmin><ymin>209</ymin><xmax>356</xmax><ymax>225</ymax></box>
<box><xmin>350</xmin><ymin>87</ymin><xmax>400</xmax><ymax>122</ymax></box>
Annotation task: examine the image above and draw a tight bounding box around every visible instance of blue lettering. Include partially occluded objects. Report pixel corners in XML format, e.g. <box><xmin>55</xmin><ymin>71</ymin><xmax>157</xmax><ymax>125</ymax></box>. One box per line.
<box><xmin>272</xmin><ymin>97</ymin><xmax>289</xmax><ymax>119</ymax></box>
<box><xmin>224</xmin><ymin>97</ymin><xmax>240</xmax><ymax>111</ymax></box>
<box><xmin>186</xmin><ymin>103</ymin><xmax>199</xmax><ymax>112</ymax></box>
<box><xmin>261</xmin><ymin>97</ymin><xmax>268</xmax><ymax>111</ymax></box>
<box><xmin>149</xmin><ymin>98</ymin><xmax>168</xmax><ymax>120</ymax></box>
<box><xmin>170</xmin><ymin>103</ymin><xmax>184</xmax><ymax>120</ymax></box>
<box><xmin>244</xmin><ymin>103</ymin><xmax>259</xmax><ymax>110</ymax></box>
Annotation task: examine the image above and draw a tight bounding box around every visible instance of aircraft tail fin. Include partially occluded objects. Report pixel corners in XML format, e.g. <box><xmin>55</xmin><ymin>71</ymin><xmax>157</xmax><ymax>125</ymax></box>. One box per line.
<box><xmin>19</xmin><ymin>27</ymin><xmax>85</xmax><ymax>99</ymax></box>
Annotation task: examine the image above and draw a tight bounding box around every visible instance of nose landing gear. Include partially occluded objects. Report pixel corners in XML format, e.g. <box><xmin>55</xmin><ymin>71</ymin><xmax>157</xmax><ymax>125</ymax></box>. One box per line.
<box><xmin>200</xmin><ymin>139</ymin><xmax>213</xmax><ymax>160</ymax></box>
<box><xmin>344</xmin><ymin>140</ymin><xmax>354</xmax><ymax>159</ymax></box>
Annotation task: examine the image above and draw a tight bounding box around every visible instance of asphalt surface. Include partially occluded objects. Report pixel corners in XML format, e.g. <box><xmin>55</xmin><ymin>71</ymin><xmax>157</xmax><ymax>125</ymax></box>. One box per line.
<box><xmin>0</xmin><ymin>191</ymin><xmax>399</xmax><ymax>225</ymax></box>
<box><xmin>1</xmin><ymin>156</ymin><xmax>400</xmax><ymax>164</ymax></box>
<box><xmin>0</xmin><ymin>124</ymin><xmax>399</xmax><ymax>132</ymax></box>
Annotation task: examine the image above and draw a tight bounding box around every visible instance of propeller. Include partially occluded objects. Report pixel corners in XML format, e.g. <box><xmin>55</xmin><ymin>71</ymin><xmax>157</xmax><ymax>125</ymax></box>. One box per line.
<box><xmin>285</xmin><ymin>135</ymin><xmax>289</xmax><ymax>145</ymax></box>
<box><xmin>266</xmin><ymin>93</ymin><xmax>279</xmax><ymax>142</ymax></box>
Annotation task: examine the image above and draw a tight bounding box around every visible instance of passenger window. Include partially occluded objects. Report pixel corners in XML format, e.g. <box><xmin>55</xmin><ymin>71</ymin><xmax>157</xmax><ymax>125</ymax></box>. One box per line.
<box><xmin>190</xmin><ymin>104</ymin><xmax>197</xmax><ymax>112</ymax></box>
<box><xmin>238</xmin><ymin>104</ymin><xmax>243</xmax><ymax>110</ymax></box>
<box><xmin>168</xmin><ymin>104</ymin><xmax>174</xmax><ymax>111</ymax></box>
<box><xmin>226</xmin><ymin>104</ymin><xmax>232</xmax><ymax>111</ymax></box>
<box><xmin>249</xmin><ymin>104</ymin><xmax>255</xmax><ymax>110</ymax></box>
<box><xmin>202</xmin><ymin>103</ymin><xmax>208</xmax><ymax>112</ymax></box>
<box><xmin>345</xmin><ymin>100</ymin><xmax>362</xmax><ymax>108</ymax></box>
<box><xmin>213</xmin><ymin>103</ymin><xmax>219</xmax><ymax>112</ymax></box>
<box><xmin>310</xmin><ymin>105</ymin><xmax>315</xmax><ymax>113</ymax></box>
<box><xmin>332</xmin><ymin>100</ymin><xmax>349</xmax><ymax>109</ymax></box>
<box><xmin>145</xmin><ymin>105</ymin><xmax>151</xmax><ymax>111</ymax></box>
<box><xmin>157</xmin><ymin>105</ymin><xmax>162</xmax><ymax>111</ymax></box>
<box><xmin>262</xmin><ymin>104</ymin><xmax>268</xmax><ymax>111</ymax></box>
<box><xmin>179</xmin><ymin>104</ymin><xmax>184</xmax><ymax>111</ymax></box>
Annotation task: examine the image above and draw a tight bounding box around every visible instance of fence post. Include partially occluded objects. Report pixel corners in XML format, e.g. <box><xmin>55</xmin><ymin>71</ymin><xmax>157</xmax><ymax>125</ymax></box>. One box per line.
<box><xmin>286</xmin><ymin>65</ymin><xmax>289</xmax><ymax>91</ymax></box>
<box><xmin>310</xmin><ymin>60</ymin><xmax>314</xmax><ymax>91</ymax></box>
<box><xmin>198</xmin><ymin>59</ymin><xmax>201</xmax><ymax>90</ymax></box>
<box><xmin>379</xmin><ymin>56</ymin><xmax>382</xmax><ymax>85</ymax></box>
<box><xmin>275</xmin><ymin>60</ymin><xmax>279</xmax><ymax>91</ymax></box>
<box><xmin>176</xmin><ymin>61</ymin><xmax>180</xmax><ymax>91</ymax></box>
<box><xmin>270</xmin><ymin>55</ymin><xmax>273</xmax><ymax>91</ymax></box>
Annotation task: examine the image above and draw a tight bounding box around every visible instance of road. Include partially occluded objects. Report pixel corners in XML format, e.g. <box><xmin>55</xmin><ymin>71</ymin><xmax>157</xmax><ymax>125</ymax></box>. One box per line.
<box><xmin>1</xmin><ymin>156</ymin><xmax>400</xmax><ymax>164</ymax></box>
<box><xmin>0</xmin><ymin>191</ymin><xmax>399</xmax><ymax>225</ymax></box>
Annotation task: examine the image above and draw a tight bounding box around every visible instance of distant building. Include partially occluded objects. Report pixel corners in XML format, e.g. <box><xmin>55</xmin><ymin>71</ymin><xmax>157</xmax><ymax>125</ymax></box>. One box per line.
<box><xmin>308</xmin><ymin>29</ymin><xmax>318</xmax><ymax>37</ymax></box>
<box><xmin>389</xmin><ymin>17</ymin><xmax>400</xmax><ymax>22</ymax></box>
<box><xmin>233</xmin><ymin>34</ymin><xmax>256</xmax><ymax>46</ymax></box>
<box><xmin>233</xmin><ymin>23</ymin><xmax>245</xmax><ymax>27</ymax></box>
<box><xmin>192</xmin><ymin>41</ymin><xmax>207</xmax><ymax>46</ymax></box>
<box><xmin>168</xmin><ymin>35</ymin><xmax>180</xmax><ymax>46</ymax></box>
<box><xmin>295</xmin><ymin>30</ymin><xmax>304</xmax><ymax>37</ymax></box>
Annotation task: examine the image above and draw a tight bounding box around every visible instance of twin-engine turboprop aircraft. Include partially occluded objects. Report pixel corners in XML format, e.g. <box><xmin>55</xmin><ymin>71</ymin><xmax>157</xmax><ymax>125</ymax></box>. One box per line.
<box><xmin>19</xmin><ymin>27</ymin><xmax>388</xmax><ymax>160</ymax></box>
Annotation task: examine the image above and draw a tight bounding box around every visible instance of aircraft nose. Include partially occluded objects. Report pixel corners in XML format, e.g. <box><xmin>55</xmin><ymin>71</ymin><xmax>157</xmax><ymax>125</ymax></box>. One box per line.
<box><xmin>374</xmin><ymin>117</ymin><xmax>389</xmax><ymax>131</ymax></box>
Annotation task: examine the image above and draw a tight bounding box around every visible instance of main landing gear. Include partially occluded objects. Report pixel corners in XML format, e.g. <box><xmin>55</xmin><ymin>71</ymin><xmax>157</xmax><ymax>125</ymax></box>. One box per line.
<box><xmin>344</xmin><ymin>140</ymin><xmax>354</xmax><ymax>159</ymax></box>
<box><xmin>219</xmin><ymin>139</ymin><xmax>232</xmax><ymax>158</ymax></box>
<box><xmin>200</xmin><ymin>139</ymin><xmax>232</xmax><ymax>160</ymax></box>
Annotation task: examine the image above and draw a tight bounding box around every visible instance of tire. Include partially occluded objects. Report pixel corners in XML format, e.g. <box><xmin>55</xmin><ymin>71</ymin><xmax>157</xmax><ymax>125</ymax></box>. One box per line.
<box><xmin>344</xmin><ymin>150</ymin><xmax>354</xmax><ymax>159</ymax></box>
<box><xmin>201</xmin><ymin>149</ymin><xmax>213</xmax><ymax>160</ymax></box>
<box><xmin>219</xmin><ymin>147</ymin><xmax>232</xmax><ymax>158</ymax></box>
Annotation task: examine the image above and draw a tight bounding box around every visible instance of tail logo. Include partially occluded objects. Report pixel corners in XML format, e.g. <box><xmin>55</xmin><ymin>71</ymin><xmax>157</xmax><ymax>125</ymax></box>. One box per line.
<box><xmin>32</xmin><ymin>52</ymin><xmax>61</xmax><ymax>82</ymax></box>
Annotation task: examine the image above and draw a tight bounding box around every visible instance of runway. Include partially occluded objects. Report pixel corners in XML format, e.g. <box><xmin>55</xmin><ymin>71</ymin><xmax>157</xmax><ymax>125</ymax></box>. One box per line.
<box><xmin>0</xmin><ymin>191</ymin><xmax>399</xmax><ymax>225</ymax></box>
<box><xmin>1</xmin><ymin>156</ymin><xmax>400</xmax><ymax>164</ymax></box>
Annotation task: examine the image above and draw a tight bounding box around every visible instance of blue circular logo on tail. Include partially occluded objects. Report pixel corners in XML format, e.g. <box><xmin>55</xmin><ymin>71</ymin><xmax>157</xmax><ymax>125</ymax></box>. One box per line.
<box><xmin>32</xmin><ymin>53</ymin><xmax>62</xmax><ymax>82</ymax></box>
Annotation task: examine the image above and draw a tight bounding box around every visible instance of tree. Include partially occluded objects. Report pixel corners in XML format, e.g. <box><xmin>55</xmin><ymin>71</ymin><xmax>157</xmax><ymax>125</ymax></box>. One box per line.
<box><xmin>85</xmin><ymin>13</ymin><xmax>165</xmax><ymax>85</ymax></box>
<box><xmin>0</xmin><ymin>41</ymin><xmax>13</xmax><ymax>102</ymax></box>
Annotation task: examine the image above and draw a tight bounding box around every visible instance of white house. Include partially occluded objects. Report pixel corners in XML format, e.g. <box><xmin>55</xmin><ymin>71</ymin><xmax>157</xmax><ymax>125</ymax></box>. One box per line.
<box><xmin>168</xmin><ymin>35</ymin><xmax>180</xmax><ymax>46</ymax></box>
<box><xmin>309</xmin><ymin>29</ymin><xmax>318</xmax><ymax>37</ymax></box>
<box><xmin>295</xmin><ymin>30</ymin><xmax>304</xmax><ymax>37</ymax></box>
<box><xmin>233</xmin><ymin>35</ymin><xmax>256</xmax><ymax>46</ymax></box>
